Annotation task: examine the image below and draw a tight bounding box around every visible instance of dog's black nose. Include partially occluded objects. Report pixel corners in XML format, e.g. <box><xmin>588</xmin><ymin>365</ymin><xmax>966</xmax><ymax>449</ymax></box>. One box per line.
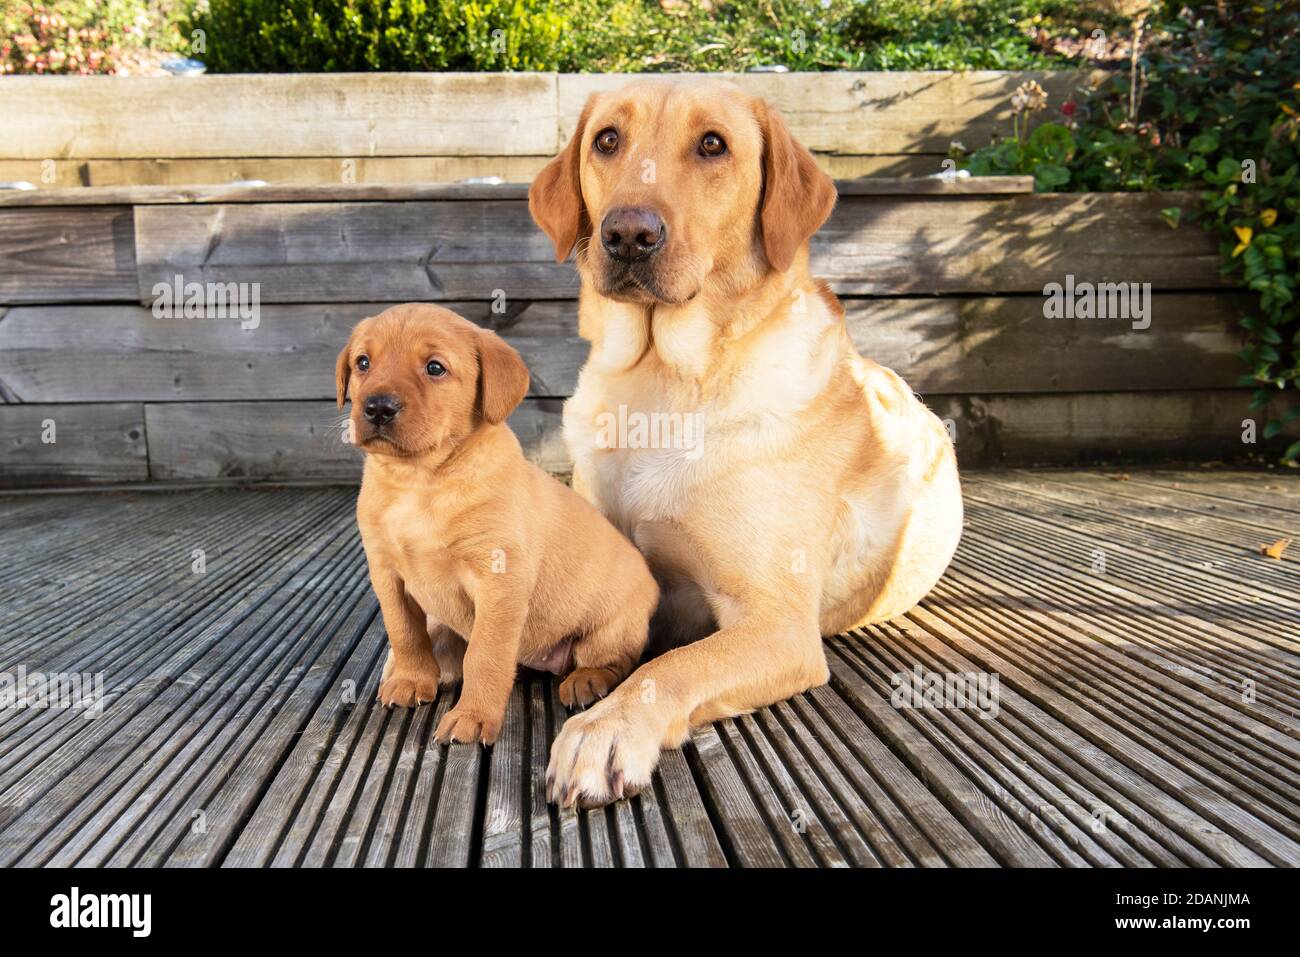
<box><xmin>363</xmin><ymin>394</ymin><xmax>401</xmax><ymax>425</ymax></box>
<box><xmin>600</xmin><ymin>207</ymin><xmax>665</xmax><ymax>262</ymax></box>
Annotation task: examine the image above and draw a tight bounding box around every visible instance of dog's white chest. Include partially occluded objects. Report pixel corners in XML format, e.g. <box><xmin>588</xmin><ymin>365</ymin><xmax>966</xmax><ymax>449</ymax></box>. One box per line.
<box><xmin>565</xmin><ymin>380</ymin><xmax>710</xmax><ymax>528</ymax></box>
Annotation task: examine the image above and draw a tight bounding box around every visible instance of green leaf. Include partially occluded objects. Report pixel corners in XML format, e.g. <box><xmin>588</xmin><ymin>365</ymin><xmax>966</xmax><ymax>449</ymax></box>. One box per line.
<box><xmin>1033</xmin><ymin>162</ymin><xmax>1070</xmax><ymax>191</ymax></box>
<box><xmin>1027</xmin><ymin>123</ymin><xmax>1076</xmax><ymax>165</ymax></box>
<box><xmin>992</xmin><ymin>140</ymin><xmax>1022</xmax><ymax>170</ymax></box>
<box><xmin>1214</xmin><ymin>157</ymin><xmax>1243</xmax><ymax>182</ymax></box>
<box><xmin>1160</xmin><ymin>207</ymin><xmax>1182</xmax><ymax>229</ymax></box>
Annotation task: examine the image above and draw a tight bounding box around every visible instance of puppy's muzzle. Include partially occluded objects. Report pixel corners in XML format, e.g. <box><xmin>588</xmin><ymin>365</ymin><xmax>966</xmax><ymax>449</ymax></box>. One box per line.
<box><xmin>600</xmin><ymin>207</ymin><xmax>665</xmax><ymax>263</ymax></box>
<box><xmin>363</xmin><ymin>393</ymin><xmax>401</xmax><ymax>426</ymax></box>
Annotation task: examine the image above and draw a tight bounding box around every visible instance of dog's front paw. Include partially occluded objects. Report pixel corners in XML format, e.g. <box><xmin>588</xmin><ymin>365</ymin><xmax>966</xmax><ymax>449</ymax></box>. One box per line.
<box><xmin>434</xmin><ymin>705</ymin><xmax>502</xmax><ymax>745</ymax></box>
<box><xmin>558</xmin><ymin>666</ymin><xmax>619</xmax><ymax>709</ymax></box>
<box><xmin>377</xmin><ymin>666</ymin><xmax>441</xmax><ymax>708</ymax></box>
<box><xmin>547</xmin><ymin>692</ymin><xmax>664</xmax><ymax>808</ymax></box>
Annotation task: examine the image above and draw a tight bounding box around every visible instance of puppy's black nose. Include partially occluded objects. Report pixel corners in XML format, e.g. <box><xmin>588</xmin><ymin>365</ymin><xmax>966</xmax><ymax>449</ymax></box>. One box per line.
<box><xmin>363</xmin><ymin>394</ymin><xmax>401</xmax><ymax>425</ymax></box>
<box><xmin>600</xmin><ymin>207</ymin><xmax>665</xmax><ymax>262</ymax></box>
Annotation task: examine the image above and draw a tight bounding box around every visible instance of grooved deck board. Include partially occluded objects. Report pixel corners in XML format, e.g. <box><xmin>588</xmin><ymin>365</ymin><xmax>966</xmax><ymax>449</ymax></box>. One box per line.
<box><xmin>1</xmin><ymin>471</ymin><xmax>1297</xmax><ymax>867</ymax></box>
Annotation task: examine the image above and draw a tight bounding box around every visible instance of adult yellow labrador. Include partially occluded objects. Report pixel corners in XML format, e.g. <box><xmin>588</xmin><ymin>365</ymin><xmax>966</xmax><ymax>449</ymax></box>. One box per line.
<box><xmin>530</xmin><ymin>78</ymin><xmax>963</xmax><ymax>807</ymax></box>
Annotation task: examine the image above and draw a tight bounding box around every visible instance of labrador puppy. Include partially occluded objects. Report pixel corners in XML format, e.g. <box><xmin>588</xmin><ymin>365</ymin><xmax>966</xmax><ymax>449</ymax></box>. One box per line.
<box><xmin>337</xmin><ymin>303</ymin><xmax>659</xmax><ymax>745</ymax></box>
<box><xmin>530</xmin><ymin>79</ymin><xmax>963</xmax><ymax>806</ymax></box>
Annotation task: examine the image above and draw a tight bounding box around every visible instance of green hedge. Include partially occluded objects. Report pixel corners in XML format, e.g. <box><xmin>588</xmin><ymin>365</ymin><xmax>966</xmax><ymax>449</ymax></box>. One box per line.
<box><xmin>186</xmin><ymin>0</ymin><xmax>575</xmax><ymax>72</ymax></box>
<box><xmin>188</xmin><ymin>0</ymin><xmax>1125</xmax><ymax>74</ymax></box>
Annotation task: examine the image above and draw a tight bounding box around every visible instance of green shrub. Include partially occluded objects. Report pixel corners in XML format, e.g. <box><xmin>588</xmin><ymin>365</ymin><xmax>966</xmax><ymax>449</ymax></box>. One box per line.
<box><xmin>562</xmin><ymin>0</ymin><xmax>876</xmax><ymax>73</ymax></box>
<box><xmin>0</xmin><ymin>0</ymin><xmax>1149</xmax><ymax>73</ymax></box>
<box><xmin>188</xmin><ymin>0</ymin><xmax>1123</xmax><ymax>74</ymax></box>
<box><xmin>841</xmin><ymin>0</ymin><xmax>1122</xmax><ymax>71</ymax></box>
<box><xmin>959</xmin><ymin>1</ymin><xmax>1300</xmax><ymax>462</ymax></box>
<box><xmin>188</xmin><ymin>0</ymin><xmax>580</xmax><ymax>72</ymax></box>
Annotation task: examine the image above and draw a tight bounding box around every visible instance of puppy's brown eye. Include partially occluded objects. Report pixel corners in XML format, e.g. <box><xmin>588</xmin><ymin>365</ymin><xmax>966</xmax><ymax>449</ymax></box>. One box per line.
<box><xmin>699</xmin><ymin>133</ymin><xmax>726</xmax><ymax>157</ymax></box>
<box><xmin>356</xmin><ymin>355</ymin><xmax>370</xmax><ymax>372</ymax></box>
<box><xmin>426</xmin><ymin>359</ymin><xmax>447</xmax><ymax>378</ymax></box>
<box><xmin>594</xmin><ymin>128</ymin><xmax>619</xmax><ymax>154</ymax></box>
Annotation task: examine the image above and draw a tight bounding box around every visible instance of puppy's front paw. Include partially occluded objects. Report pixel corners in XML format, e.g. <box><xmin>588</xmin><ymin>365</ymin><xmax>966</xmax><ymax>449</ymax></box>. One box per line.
<box><xmin>559</xmin><ymin>666</ymin><xmax>619</xmax><ymax>709</ymax></box>
<box><xmin>434</xmin><ymin>705</ymin><xmax>502</xmax><ymax>745</ymax></box>
<box><xmin>547</xmin><ymin>692</ymin><xmax>664</xmax><ymax>808</ymax></box>
<box><xmin>377</xmin><ymin>667</ymin><xmax>440</xmax><ymax>708</ymax></box>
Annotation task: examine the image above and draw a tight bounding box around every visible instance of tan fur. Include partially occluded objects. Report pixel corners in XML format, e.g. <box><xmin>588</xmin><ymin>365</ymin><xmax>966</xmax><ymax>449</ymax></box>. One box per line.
<box><xmin>340</xmin><ymin>304</ymin><xmax>658</xmax><ymax>745</ymax></box>
<box><xmin>530</xmin><ymin>79</ymin><xmax>963</xmax><ymax>807</ymax></box>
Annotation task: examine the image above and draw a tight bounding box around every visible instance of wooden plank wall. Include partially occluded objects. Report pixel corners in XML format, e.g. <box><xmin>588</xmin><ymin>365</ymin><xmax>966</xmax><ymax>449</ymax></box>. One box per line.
<box><xmin>0</xmin><ymin>71</ymin><xmax>1106</xmax><ymax>188</ymax></box>
<box><xmin>0</xmin><ymin>67</ymin><xmax>1287</xmax><ymax>485</ymax></box>
<box><xmin>0</xmin><ymin>179</ymin><xmax>1290</xmax><ymax>487</ymax></box>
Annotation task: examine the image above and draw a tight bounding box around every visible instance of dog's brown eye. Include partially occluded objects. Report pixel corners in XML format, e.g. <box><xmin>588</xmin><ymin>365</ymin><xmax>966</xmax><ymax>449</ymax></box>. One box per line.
<box><xmin>356</xmin><ymin>355</ymin><xmax>370</xmax><ymax>372</ymax></box>
<box><xmin>699</xmin><ymin>133</ymin><xmax>726</xmax><ymax>157</ymax></box>
<box><xmin>594</xmin><ymin>128</ymin><xmax>619</xmax><ymax>154</ymax></box>
<box><xmin>426</xmin><ymin>359</ymin><xmax>447</xmax><ymax>378</ymax></box>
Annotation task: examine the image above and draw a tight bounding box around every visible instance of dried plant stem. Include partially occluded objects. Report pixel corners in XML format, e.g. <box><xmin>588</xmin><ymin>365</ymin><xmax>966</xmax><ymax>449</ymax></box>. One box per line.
<box><xmin>1128</xmin><ymin>16</ymin><xmax>1147</xmax><ymax>121</ymax></box>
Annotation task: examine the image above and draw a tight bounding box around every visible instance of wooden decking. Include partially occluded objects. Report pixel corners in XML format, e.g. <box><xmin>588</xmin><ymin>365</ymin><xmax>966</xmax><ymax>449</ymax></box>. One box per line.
<box><xmin>1</xmin><ymin>469</ymin><xmax>1297</xmax><ymax>867</ymax></box>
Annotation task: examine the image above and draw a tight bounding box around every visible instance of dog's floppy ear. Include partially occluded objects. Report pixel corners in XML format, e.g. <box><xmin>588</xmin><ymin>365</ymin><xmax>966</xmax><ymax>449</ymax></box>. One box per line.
<box><xmin>477</xmin><ymin>328</ymin><xmax>530</xmax><ymax>424</ymax></box>
<box><xmin>334</xmin><ymin>333</ymin><xmax>354</xmax><ymax>410</ymax></box>
<box><xmin>757</xmin><ymin>99</ymin><xmax>837</xmax><ymax>273</ymax></box>
<box><xmin>529</xmin><ymin>97</ymin><xmax>595</xmax><ymax>263</ymax></box>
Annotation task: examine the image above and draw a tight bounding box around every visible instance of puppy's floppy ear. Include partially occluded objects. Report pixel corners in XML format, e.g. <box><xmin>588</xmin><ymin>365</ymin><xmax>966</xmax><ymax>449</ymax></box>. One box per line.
<box><xmin>529</xmin><ymin>96</ymin><xmax>596</xmax><ymax>263</ymax></box>
<box><xmin>334</xmin><ymin>332</ymin><xmax>354</xmax><ymax>410</ymax></box>
<box><xmin>757</xmin><ymin>99</ymin><xmax>837</xmax><ymax>273</ymax></box>
<box><xmin>476</xmin><ymin>328</ymin><xmax>530</xmax><ymax>424</ymax></box>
